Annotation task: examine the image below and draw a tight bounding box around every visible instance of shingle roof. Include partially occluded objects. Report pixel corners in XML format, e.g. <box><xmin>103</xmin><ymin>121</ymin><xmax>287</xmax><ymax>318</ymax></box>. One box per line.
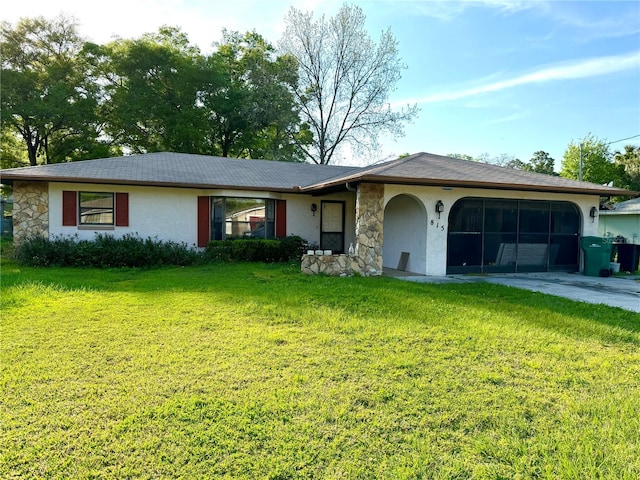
<box><xmin>0</xmin><ymin>152</ymin><xmax>360</xmax><ymax>192</ymax></box>
<box><xmin>301</xmin><ymin>152</ymin><xmax>636</xmax><ymax>196</ymax></box>
<box><xmin>1</xmin><ymin>151</ymin><xmax>636</xmax><ymax>197</ymax></box>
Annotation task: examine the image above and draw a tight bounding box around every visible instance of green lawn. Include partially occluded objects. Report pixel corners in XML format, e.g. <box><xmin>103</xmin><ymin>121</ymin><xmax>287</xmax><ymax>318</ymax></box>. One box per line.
<box><xmin>2</xmin><ymin>258</ymin><xmax>639</xmax><ymax>479</ymax></box>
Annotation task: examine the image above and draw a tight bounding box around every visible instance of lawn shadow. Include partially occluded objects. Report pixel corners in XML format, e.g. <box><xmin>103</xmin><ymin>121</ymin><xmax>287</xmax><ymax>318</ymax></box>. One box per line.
<box><xmin>4</xmin><ymin>261</ymin><xmax>639</xmax><ymax>345</ymax></box>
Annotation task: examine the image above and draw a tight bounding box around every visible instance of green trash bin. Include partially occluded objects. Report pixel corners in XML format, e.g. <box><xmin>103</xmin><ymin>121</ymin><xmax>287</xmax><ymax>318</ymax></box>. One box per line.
<box><xmin>580</xmin><ymin>236</ymin><xmax>612</xmax><ymax>276</ymax></box>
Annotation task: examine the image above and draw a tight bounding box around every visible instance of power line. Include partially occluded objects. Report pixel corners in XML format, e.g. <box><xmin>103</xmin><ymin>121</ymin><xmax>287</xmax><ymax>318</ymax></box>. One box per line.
<box><xmin>604</xmin><ymin>134</ymin><xmax>640</xmax><ymax>146</ymax></box>
<box><xmin>579</xmin><ymin>133</ymin><xmax>640</xmax><ymax>182</ymax></box>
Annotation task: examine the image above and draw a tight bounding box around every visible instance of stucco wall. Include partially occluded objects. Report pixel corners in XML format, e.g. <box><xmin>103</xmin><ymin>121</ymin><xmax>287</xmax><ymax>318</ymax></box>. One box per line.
<box><xmin>49</xmin><ymin>183</ymin><xmax>200</xmax><ymax>244</ymax></box>
<box><xmin>599</xmin><ymin>214</ymin><xmax>640</xmax><ymax>244</ymax></box>
<box><xmin>383</xmin><ymin>185</ymin><xmax>601</xmax><ymax>276</ymax></box>
<box><xmin>281</xmin><ymin>191</ymin><xmax>356</xmax><ymax>249</ymax></box>
<box><xmin>383</xmin><ymin>194</ymin><xmax>427</xmax><ymax>274</ymax></box>
<box><xmin>48</xmin><ymin>183</ymin><xmax>355</xmax><ymax>247</ymax></box>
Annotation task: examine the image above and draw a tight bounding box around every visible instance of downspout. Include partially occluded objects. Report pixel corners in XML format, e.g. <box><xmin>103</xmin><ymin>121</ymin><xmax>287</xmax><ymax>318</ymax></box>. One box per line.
<box><xmin>345</xmin><ymin>182</ymin><xmax>357</xmax><ymax>192</ymax></box>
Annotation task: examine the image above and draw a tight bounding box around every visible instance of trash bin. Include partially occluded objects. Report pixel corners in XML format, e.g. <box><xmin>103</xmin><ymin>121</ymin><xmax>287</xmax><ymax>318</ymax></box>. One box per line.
<box><xmin>580</xmin><ymin>236</ymin><xmax>612</xmax><ymax>277</ymax></box>
<box><xmin>616</xmin><ymin>244</ymin><xmax>640</xmax><ymax>273</ymax></box>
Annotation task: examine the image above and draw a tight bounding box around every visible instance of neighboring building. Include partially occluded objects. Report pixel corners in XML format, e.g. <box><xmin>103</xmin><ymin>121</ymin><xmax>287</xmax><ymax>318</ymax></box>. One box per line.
<box><xmin>599</xmin><ymin>197</ymin><xmax>640</xmax><ymax>272</ymax></box>
<box><xmin>1</xmin><ymin>152</ymin><xmax>636</xmax><ymax>276</ymax></box>
<box><xmin>599</xmin><ymin>197</ymin><xmax>640</xmax><ymax>245</ymax></box>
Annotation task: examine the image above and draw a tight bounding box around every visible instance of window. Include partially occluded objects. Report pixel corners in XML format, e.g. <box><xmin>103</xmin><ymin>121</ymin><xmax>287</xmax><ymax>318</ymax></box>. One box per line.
<box><xmin>79</xmin><ymin>192</ymin><xmax>114</xmax><ymax>225</ymax></box>
<box><xmin>211</xmin><ymin>198</ymin><xmax>275</xmax><ymax>240</ymax></box>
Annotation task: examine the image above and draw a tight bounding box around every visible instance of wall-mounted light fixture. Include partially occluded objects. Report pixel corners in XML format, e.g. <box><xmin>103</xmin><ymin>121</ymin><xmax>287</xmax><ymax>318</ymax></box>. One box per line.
<box><xmin>311</xmin><ymin>203</ymin><xmax>317</xmax><ymax>216</ymax></box>
<box><xmin>435</xmin><ymin>200</ymin><xmax>445</xmax><ymax>219</ymax></box>
<box><xmin>589</xmin><ymin>206</ymin><xmax>598</xmax><ymax>222</ymax></box>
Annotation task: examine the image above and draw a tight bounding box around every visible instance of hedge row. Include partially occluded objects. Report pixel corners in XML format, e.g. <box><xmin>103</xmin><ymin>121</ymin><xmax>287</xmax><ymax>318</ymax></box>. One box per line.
<box><xmin>206</xmin><ymin>236</ymin><xmax>308</xmax><ymax>263</ymax></box>
<box><xmin>13</xmin><ymin>234</ymin><xmax>310</xmax><ymax>268</ymax></box>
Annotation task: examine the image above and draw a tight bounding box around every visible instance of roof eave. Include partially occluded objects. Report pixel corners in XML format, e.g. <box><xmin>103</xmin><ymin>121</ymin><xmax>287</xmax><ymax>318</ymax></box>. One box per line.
<box><xmin>302</xmin><ymin>174</ymin><xmax>638</xmax><ymax>197</ymax></box>
<box><xmin>0</xmin><ymin>174</ymin><xmax>301</xmax><ymax>193</ymax></box>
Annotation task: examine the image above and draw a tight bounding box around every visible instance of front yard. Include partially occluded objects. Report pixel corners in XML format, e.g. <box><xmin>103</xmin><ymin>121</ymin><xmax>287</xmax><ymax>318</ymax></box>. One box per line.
<box><xmin>1</xmin><ymin>259</ymin><xmax>639</xmax><ymax>478</ymax></box>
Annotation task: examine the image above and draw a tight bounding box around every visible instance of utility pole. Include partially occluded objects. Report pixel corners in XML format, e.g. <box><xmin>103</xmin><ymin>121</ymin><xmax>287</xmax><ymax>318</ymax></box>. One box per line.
<box><xmin>579</xmin><ymin>143</ymin><xmax>583</xmax><ymax>182</ymax></box>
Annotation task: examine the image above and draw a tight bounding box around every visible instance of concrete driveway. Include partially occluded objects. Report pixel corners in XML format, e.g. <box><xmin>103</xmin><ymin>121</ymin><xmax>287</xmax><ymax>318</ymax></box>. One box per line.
<box><xmin>393</xmin><ymin>271</ymin><xmax>640</xmax><ymax>313</ymax></box>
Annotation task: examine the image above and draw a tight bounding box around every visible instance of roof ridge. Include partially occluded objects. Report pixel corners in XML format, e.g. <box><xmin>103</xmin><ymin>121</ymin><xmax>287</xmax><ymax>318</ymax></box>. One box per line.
<box><xmin>357</xmin><ymin>152</ymin><xmax>424</xmax><ymax>176</ymax></box>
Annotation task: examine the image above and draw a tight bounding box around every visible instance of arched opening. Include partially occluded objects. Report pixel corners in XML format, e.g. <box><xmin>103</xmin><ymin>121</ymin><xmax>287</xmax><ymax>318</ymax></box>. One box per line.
<box><xmin>383</xmin><ymin>194</ymin><xmax>427</xmax><ymax>274</ymax></box>
<box><xmin>447</xmin><ymin>198</ymin><xmax>580</xmax><ymax>274</ymax></box>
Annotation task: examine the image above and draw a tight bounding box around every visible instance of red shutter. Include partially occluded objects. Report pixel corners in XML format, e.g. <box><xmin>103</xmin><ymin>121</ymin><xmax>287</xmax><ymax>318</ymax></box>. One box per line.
<box><xmin>276</xmin><ymin>200</ymin><xmax>287</xmax><ymax>238</ymax></box>
<box><xmin>62</xmin><ymin>191</ymin><xmax>77</xmax><ymax>226</ymax></box>
<box><xmin>197</xmin><ymin>196</ymin><xmax>210</xmax><ymax>247</ymax></box>
<box><xmin>115</xmin><ymin>193</ymin><xmax>129</xmax><ymax>226</ymax></box>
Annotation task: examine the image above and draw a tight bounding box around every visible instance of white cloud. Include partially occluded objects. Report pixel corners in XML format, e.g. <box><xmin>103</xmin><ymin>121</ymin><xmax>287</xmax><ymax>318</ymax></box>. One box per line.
<box><xmin>399</xmin><ymin>51</ymin><xmax>640</xmax><ymax>105</ymax></box>
<box><xmin>393</xmin><ymin>0</ymin><xmax>540</xmax><ymax>20</ymax></box>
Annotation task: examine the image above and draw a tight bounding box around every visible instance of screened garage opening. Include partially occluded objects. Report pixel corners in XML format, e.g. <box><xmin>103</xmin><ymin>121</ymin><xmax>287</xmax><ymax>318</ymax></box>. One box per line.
<box><xmin>447</xmin><ymin>198</ymin><xmax>580</xmax><ymax>274</ymax></box>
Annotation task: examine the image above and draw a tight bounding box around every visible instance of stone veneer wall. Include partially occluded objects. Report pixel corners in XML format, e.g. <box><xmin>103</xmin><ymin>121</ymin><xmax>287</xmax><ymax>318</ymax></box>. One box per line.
<box><xmin>13</xmin><ymin>181</ymin><xmax>49</xmax><ymax>244</ymax></box>
<box><xmin>301</xmin><ymin>254</ymin><xmax>356</xmax><ymax>276</ymax></box>
<box><xmin>353</xmin><ymin>183</ymin><xmax>384</xmax><ymax>276</ymax></box>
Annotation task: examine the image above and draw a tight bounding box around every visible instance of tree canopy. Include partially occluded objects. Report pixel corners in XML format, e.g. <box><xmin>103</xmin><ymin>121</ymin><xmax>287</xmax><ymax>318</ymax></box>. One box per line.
<box><xmin>1</xmin><ymin>15</ymin><xmax>115</xmax><ymax>165</ymax></box>
<box><xmin>559</xmin><ymin>134</ymin><xmax>620</xmax><ymax>185</ymax></box>
<box><xmin>613</xmin><ymin>145</ymin><xmax>640</xmax><ymax>192</ymax></box>
<box><xmin>90</xmin><ymin>26</ymin><xmax>213</xmax><ymax>154</ymax></box>
<box><xmin>448</xmin><ymin>151</ymin><xmax>557</xmax><ymax>175</ymax></box>
<box><xmin>205</xmin><ymin>30</ymin><xmax>305</xmax><ymax>160</ymax></box>
<box><xmin>279</xmin><ymin>4</ymin><xmax>418</xmax><ymax>164</ymax></box>
<box><xmin>1</xmin><ymin>17</ymin><xmax>305</xmax><ymax>164</ymax></box>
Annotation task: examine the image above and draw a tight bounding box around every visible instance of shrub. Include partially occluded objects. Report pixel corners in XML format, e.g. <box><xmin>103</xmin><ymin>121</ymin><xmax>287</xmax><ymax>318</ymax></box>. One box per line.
<box><xmin>206</xmin><ymin>236</ymin><xmax>310</xmax><ymax>263</ymax></box>
<box><xmin>13</xmin><ymin>234</ymin><xmax>203</xmax><ymax>268</ymax></box>
<box><xmin>14</xmin><ymin>235</ymin><xmax>78</xmax><ymax>267</ymax></box>
<box><xmin>14</xmin><ymin>234</ymin><xmax>312</xmax><ymax>268</ymax></box>
<box><xmin>278</xmin><ymin>235</ymin><xmax>309</xmax><ymax>261</ymax></box>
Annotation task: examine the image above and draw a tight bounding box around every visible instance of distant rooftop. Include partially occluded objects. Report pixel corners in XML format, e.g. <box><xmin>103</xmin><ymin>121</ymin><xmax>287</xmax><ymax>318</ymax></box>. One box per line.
<box><xmin>601</xmin><ymin>196</ymin><xmax>640</xmax><ymax>214</ymax></box>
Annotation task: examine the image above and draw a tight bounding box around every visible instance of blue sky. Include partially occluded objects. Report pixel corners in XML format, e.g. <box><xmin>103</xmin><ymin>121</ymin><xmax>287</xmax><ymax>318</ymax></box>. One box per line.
<box><xmin>4</xmin><ymin>0</ymin><xmax>640</xmax><ymax>167</ymax></box>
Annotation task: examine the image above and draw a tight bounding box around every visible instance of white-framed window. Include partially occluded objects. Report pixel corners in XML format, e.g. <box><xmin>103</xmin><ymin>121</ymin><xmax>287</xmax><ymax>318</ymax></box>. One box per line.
<box><xmin>79</xmin><ymin>192</ymin><xmax>114</xmax><ymax>225</ymax></box>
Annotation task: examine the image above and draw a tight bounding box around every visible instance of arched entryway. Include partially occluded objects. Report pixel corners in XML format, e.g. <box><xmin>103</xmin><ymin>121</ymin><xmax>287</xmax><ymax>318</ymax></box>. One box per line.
<box><xmin>383</xmin><ymin>194</ymin><xmax>427</xmax><ymax>274</ymax></box>
<box><xmin>447</xmin><ymin>198</ymin><xmax>581</xmax><ymax>274</ymax></box>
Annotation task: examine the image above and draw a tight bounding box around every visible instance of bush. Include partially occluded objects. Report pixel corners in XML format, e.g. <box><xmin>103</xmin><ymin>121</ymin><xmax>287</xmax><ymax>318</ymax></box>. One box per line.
<box><xmin>278</xmin><ymin>235</ymin><xmax>309</xmax><ymax>261</ymax></box>
<box><xmin>14</xmin><ymin>234</ymin><xmax>204</xmax><ymax>268</ymax></box>
<box><xmin>13</xmin><ymin>234</ymin><xmax>312</xmax><ymax>268</ymax></box>
<box><xmin>206</xmin><ymin>236</ymin><xmax>310</xmax><ymax>263</ymax></box>
<box><xmin>14</xmin><ymin>235</ymin><xmax>78</xmax><ymax>267</ymax></box>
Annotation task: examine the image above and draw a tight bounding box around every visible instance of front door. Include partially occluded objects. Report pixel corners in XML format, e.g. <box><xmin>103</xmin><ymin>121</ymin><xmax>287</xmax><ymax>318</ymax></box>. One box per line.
<box><xmin>320</xmin><ymin>201</ymin><xmax>345</xmax><ymax>253</ymax></box>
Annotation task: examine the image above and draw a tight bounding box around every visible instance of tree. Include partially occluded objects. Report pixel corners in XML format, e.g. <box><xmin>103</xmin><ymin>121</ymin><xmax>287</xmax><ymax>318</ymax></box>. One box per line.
<box><xmin>92</xmin><ymin>27</ymin><xmax>213</xmax><ymax>154</ymax></box>
<box><xmin>0</xmin><ymin>126</ymin><xmax>29</xmax><ymax>169</ymax></box>
<box><xmin>526</xmin><ymin>151</ymin><xmax>555</xmax><ymax>175</ymax></box>
<box><xmin>501</xmin><ymin>151</ymin><xmax>556</xmax><ymax>175</ymax></box>
<box><xmin>1</xmin><ymin>15</ymin><xmax>108</xmax><ymax>165</ymax></box>
<box><xmin>613</xmin><ymin>145</ymin><xmax>640</xmax><ymax>192</ymax></box>
<box><xmin>560</xmin><ymin>134</ymin><xmax>618</xmax><ymax>184</ymax></box>
<box><xmin>205</xmin><ymin>30</ymin><xmax>305</xmax><ymax>161</ymax></box>
<box><xmin>279</xmin><ymin>3</ymin><xmax>419</xmax><ymax>164</ymax></box>
<box><xmin>447</xmin><ymin>151</ymin><xmax>556</xmax><ymax>175</ymax></box>
<box><xmin>447</xmin><ymin>153</ymin><xmax>476</xmax><ymax>162</ymax></box>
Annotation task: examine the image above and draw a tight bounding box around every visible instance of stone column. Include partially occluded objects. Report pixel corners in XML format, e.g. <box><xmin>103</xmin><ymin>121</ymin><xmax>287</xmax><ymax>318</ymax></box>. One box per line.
<box><xmin>353</xmin><ymin>183</ymin><xmax>384</xmax><ymax>276</ymax></box>
<box><xmin>13</xmin><ymin>181</ymin><xmax>49</xmax><ymax>244</ymax></box>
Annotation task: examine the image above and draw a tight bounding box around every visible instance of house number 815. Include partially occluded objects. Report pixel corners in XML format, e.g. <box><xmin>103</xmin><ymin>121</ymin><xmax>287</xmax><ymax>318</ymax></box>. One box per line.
<box><xmin>430</xmin><ymin>220</ymin><xmax>445</xmax><ymax>231</ymax></box>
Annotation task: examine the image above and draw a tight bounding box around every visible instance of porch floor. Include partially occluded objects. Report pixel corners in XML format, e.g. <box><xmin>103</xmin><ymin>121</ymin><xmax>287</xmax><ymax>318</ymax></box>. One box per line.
<box><xmin>382</xmin><ymin>267</ymin><xmax>425</xmax><ymax>278</ymax></box>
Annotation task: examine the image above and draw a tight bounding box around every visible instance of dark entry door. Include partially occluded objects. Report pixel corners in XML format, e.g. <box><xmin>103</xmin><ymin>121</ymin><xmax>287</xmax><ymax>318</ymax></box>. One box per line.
<box><xmin>320</xmin><ymin>201</ymin><xmax>345</xmax><ymax>253</ymax></box>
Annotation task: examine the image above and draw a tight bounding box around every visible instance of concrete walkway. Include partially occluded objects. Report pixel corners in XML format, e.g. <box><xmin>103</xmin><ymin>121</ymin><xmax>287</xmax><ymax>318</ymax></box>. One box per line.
<box><xmin>388</xmin><ymin>270</ymin><xmax>640</xmax><ymax>313</ymax></box>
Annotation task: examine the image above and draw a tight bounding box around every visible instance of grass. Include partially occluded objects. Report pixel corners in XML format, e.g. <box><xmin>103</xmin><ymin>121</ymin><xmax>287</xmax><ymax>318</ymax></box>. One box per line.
<box><xmin>1</xmin><ymin>257</ymin><xmax>640</xmax><ymax>479</ymax></box>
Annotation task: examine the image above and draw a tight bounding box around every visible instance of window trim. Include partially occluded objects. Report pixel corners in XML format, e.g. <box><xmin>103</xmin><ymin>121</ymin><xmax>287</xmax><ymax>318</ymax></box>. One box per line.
<box><xmin>210</xmin><ymin>197</ymin><xmax>277</xmax><ymax>241</ymax></box>
<box><xmin>78</xmin><ymin>191</ymin><xmax>115</xmax><ymax>226</ymax></box>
